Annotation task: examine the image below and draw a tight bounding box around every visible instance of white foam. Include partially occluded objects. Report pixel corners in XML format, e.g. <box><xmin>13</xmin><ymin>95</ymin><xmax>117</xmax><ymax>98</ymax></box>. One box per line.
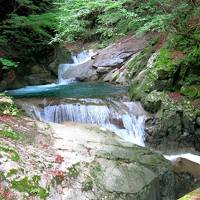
<box><xmin>165</xmin><ymin>153</ymin><xmax>200</xmax><ymax>165</ymax></box>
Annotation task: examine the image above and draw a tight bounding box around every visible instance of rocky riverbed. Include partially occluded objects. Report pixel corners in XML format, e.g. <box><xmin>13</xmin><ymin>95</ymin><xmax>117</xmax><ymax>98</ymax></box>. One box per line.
<box><xmin>1</xmin><ymin>33</ymin><xmax>200</xmax><ymax>200</ymax></box>
<box><xmin>0</xmin><ymin>96</ymin><xmax>175</xmax><ymax>200</ymax></box>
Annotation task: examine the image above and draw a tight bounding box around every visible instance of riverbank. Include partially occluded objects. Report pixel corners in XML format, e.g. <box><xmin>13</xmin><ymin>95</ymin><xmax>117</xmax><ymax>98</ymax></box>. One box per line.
<box><xmin>0</xmin><ymin>95</ymin><xmax>175</xmax><ymax>200</ymax></box>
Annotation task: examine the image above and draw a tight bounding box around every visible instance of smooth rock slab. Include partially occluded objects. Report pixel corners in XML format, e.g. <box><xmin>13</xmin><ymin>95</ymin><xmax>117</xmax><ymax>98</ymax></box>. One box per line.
<box><xmin>51</xmin><ymin>122</ymin><xmax>175</xmax><ymax>200</ymax></box>
<box><xmin>0</xmin><ymin>114</ymin><xmax>175</xmax><ymax>200</ymax></box>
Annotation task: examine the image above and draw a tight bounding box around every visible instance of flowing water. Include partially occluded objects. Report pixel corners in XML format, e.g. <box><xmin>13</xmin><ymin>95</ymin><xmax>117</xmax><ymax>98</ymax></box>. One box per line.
<box><xmin>17</xmin><ymin>98</ymin><xmax>146</xmax><ymax>146</ymax></box>
<box><xmin>58</xmin><ymin>50</ymin><xmax>95</xmax><ymax>83</ymax></box>
<box><xmin>7</xmin><ymin>50</ymin><xmax>146</xmax><ymax>146</ymax></box>
<box><xmin>6</xmin><ymin>49</ymin><xmax>200</xmax><ymax>163</ymax></box>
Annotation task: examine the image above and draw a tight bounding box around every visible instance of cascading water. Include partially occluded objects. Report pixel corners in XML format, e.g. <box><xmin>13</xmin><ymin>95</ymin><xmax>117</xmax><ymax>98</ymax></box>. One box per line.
<box><xmin>8</xmin><ymin>49</ymin><xmax>146</xmax><ymax>147</ymax></box>
<box><xmin>58</xmin><ymin>50</ymin><xmax>95</xmax><ymax>84</ymax></box>
<box><xmin>20</xmin><ymin>99</ymin><xmax>146</xmax><ymax>146</ymax></box>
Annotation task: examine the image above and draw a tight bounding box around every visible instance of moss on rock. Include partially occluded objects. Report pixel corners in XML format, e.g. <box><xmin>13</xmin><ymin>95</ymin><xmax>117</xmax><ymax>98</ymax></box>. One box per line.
<box><xmin>181</xmin><ymin>85</ymin><xmax>200</xmax><ymax>98</ymax></box>
<box><xmin>11</xmin><ymin>176</ymin><xmax>48</xmax><ymax>200</ymax></box>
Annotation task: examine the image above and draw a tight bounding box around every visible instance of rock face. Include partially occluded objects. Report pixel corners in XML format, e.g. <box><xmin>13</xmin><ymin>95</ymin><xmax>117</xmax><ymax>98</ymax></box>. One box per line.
<box><xmin>93</xmin><ymin>36</ymin><xmax>148</xmax><ymax>69</ymax></box>
<box><xmin>144</xmin><ymin>93</ymin><xmax>200</xmax><ymax>152</ymax></box>
<box><xmin>62</xmin><ymin>35</ymin><xmax>149</xmax><ymax>84</ymax></box>
<box><xmin>63</xmin><ymin>60</ymin><xmax>97</xmax><ymax>81</ymax></box>
<box><xmin>172</xmin><ymin>157</ymin><xmax>200</xmax><ymax>198</ymax></box>
<box><xmin>24</xmin><ymin>72</ymin><xmax>55</xmax><ymax>85</ymax></box>
<box><xmin>48</xmin><ymin>46</ymin><xmax>73</xmax><ymax>76</ymax></box>
<box><xmin>0</xmin><ymin>107</ymin><xmax>175</xmax><ymax>200</ymax></box>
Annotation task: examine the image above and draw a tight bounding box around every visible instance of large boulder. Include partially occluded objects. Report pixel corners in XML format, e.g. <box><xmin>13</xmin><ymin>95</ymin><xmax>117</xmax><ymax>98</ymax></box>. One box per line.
<box><xmin>93</xmin><ymin>35</ymin><xmax>149</xmax><ymax>69</ymax></box>
<box><xmin>145</xmin><ymin>94</ymin><xmax>200</xmax><ymax>152</ymax></box>
<box><xmin>48</xmin><ymin>45</ymin><xmax>73</xmax><ymax>76</ymax></box>
<box><xmin>172</xmin><ymin>157</ymin><xmax>200</xmax><ymax>198</ymax></box>
<box><xmin>62</xmin><ymin>35</ymin><xmax>149</xmax><ymax>82</ymax></box>
<box><xmin>0</xmin><ymin>115</ymin><xmax>175</xmax><ymax>200</ymax></box>
<box><xmin>62</xmin><ymin>60</ymin><xmax>98</xmax><ymax>81</ymax></box>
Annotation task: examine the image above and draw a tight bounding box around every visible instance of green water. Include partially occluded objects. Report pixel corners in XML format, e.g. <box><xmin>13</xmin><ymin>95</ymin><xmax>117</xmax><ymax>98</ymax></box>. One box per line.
<box><xmin>6</xmin><ymin>82</ymin><xmax>127</xmax><ymax>98</ymax></box>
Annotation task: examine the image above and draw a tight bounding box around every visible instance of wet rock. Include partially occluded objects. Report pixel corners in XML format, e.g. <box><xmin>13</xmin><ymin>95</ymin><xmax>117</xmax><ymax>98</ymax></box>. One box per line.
<box><xmin>62</xmin><ymin>60</ymin><xmax>98</xmax><ymax>81</ymax></box>
<box><xmin>62</xmin><ymin>35</ymin><xmax>149</xmax><ymax>82</ymax></box>
<box><xmin>48</xmin><ymin>45</ymin><xmax>73</xmax><ymax>76</ymax></box>
<box><xmin>103</xmin><ymin>69</ymin><xmax>119</xmax><ymax>82</ymax></box>
<box><xmin>109</xmin><ymin>117</ymin><xmax>125</xmax><ymax>129</ymax></box>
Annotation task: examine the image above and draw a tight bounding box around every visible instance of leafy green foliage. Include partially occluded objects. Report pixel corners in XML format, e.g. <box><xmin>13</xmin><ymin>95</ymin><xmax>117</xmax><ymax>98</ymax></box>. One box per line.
<box><xmin>0</xmin><ymin>58</ymin><xmax>18</xmax><ymax>70</ymax></box>
<box><xmin>53</xmin><ymin>0</ymin><xmax>173</xmax><ymax>43</ymax></box>
<box><xmin>0</xmin><ymin>0</ymin><xmax>57</xmax><ymax>66</ymax></box>
<box><xmin>0</xmin><ymin>124</ymin><xmax>27</xmax><ymax>143</ymax></box>
<box><xmin>11</xmin><ymin>176</ymin><xmax>48</xmax><ymax>199</ymax></box>
<box><xmin>0</xmin><ymin>145</ymin><xmax>20</xmax><ymax>162</ymax></box>
<box><xmin>154</xmin><ymin>48</ymin><xmax>175</xmax><ymax>72</ymax></box>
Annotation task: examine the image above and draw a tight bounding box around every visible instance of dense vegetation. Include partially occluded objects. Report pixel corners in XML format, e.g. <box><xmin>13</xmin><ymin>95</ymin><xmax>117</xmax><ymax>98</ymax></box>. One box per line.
<box><xmin>0</xmin><ymin>0</ymin><xmax>57</xmax><ymax>69</ymax></box>
<box><xmin>0</xmin><ymin>0</ymin><xmax>199</xmax><ymax>89</ymax></box>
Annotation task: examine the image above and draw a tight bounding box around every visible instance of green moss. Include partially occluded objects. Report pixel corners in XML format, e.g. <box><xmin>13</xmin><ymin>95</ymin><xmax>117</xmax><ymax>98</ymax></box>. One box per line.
<box><xmin>128</xmin><ymin>72</ymin><xmax>155</xmax><ymax>100</ymax></box>
<box><xmin>154</xmin><ymin>48</ymin><xmax>175</xmax><ymax>72</ymax></box>
<box><xmin>82</xmin><ymin>176</ymin><xmax>93</xmax><ymax>192</ymax></box>
<box><xmin>6</xmin><ymin>169</ymin><xmax>18</xmax><ymax>177</ymax></box>
<box><xmin>0</xmin><ymin>145</ymin><xmax>20</xmax><ymax>162</ymax></box>
<box><xmin>0</xmin><ymin>103</ymin><xmax>19</xmax><ymax>117</ymax></box>
<box><xmin>11</xmin><ymin>176</ymin><xmax>48</xmax><ymax>200</ymax></box>
<box><xmin>0</xmin><ymin>126</ymin><xmax>22</xmax><ymax>141</ymax></box>
<box><xmin>127</xmin><ymin>47</ymin><xmax>153</xmax><ymax>79</ymax></box>
<box><xmin>0</xmin><ymin>171</ymin><xmax>6</xmax><ymax>182</ymax></box>
<box><xmin>67</xmin><ymin>163</ymin><xmax>80</xmax><ymax>178</ymax></box>
<box><xmin>181</xmin><ymin>85</ymin><xmax>200</xmax><ymax>98</ymax></box>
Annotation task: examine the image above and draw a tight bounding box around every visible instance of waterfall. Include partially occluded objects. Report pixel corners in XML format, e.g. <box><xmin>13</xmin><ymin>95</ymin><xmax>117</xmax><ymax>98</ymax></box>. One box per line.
<box><xmin>22</xmin><ymin>99</ymin><xmax>146</xmax><ymax>146</ymax></box>
<box><xmin>58</xmin><ymin>50</ymin><xmax>95</xmax><ymax>84</ymax></box>
<box><xmin>9</xmin><ymin>48</ymin><xmax>147</xmax><ymax>147</ymax></box>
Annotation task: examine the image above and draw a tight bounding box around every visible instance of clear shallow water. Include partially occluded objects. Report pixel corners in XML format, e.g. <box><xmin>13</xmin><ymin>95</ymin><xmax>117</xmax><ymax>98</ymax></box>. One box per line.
<box><xmin>6</xmin><ymin>48</ymin><xmax>139</xmax><ymax>144</ymax></box>
<box><xmin>6</xmin><ymin>82</ymin><xmax>127</xmax><ymax>98</ymax></box>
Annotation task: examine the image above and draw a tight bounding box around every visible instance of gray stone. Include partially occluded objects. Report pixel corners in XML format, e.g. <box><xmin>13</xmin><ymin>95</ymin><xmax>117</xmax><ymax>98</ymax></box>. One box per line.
<box><xmin>96</xmin><ymin>67</ymin><xmax>112</xmax><ymax>74</ymax></box>
<box><xmin>172</xmin><ymin>157</ymin><xmax>200</xmax><ymax>198</ymax></box>
<box><xmin>48</xmin><ymin>45</ymin><xmax>73</xmax><ymax>76</ymax></box>
<box><xmin>93</xmin><ymin>36</ymin><xmax>149</xmax><ymax>69</ymax></box>
<box><xmin>62</xmin><ymin>60</ymin><xmax>97</xmax><ymax>81</ymax></box>
<box><xmin>24</xmin><ymin>72</ymin><xmax>55</xmax><ymax>85</ymax></box>
<box><xmin>0</xmin><ymin>115</ymin><xmax>175</xmax><ymax>200</ymax></box>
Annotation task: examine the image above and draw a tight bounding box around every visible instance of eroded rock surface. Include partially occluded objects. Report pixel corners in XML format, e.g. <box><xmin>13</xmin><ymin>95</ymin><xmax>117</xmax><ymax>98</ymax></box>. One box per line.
<box><xmin>62</xmin><ymin>35</ymin><xmax>149</xmax><ymax>84</ymax></box>
<box><xmin>0</xmin><ymin>112</ymin><xmax>175</xmax><ymax>200</ymax></box>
